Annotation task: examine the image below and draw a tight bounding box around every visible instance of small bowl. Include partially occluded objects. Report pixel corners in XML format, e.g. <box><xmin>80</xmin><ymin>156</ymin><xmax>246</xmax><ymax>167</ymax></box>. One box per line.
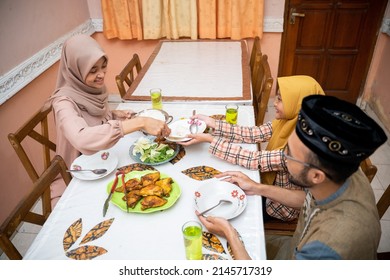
<box><xmin>136</xmin><ymin>109</ymin><xmax>173</xmax><ymax>124</ymax></box>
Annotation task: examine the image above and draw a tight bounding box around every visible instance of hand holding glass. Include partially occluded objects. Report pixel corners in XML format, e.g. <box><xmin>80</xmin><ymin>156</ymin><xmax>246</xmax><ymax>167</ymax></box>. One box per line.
<box><xmin>150</xmin><ymin>88</ymin><xmax>163</xmax><ymax>110</ymax></box>
<box><xmin>182</xmin><ymin>221</ymin><xmax>202</xmax><ymax>260</ymax></box>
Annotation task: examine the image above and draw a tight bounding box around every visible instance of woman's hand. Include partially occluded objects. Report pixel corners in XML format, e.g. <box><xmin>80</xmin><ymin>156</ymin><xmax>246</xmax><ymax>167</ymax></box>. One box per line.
<box><xmin>112</xmin><ymin>110</ymin><xmax>135</xmax><ymax>120</ymax></box>
<box><xmin>196</xmin><ymin>210</ymin><xmax>234</xmax><ymax>238</ymax></box>
<box><xmin>179</xmin><ymin>133</ymin><xmax>213</xmax><ymax>146</ymax></box>
<box><xmin>215</xmin><ymin>171</ymin><xmax>259</xmax><ymax>195</ymax></box>
<box><xmin>191</xmin><ymin>114</ymin><xmax>216</xmax><ymax>129</ymax></box>
<box><xmin>122</xmin><ymin>117</ymin><xmax>171</xmax><ymax>137</ymax></box>
<box><xmin>140</xmin><ymin>117</ymin><xmax>171</xmax><ymax>137</ymax></box>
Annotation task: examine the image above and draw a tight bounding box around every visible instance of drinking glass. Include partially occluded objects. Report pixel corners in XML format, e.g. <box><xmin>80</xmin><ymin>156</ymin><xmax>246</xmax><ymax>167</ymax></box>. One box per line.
<box><xmin>182</xmin><ymin>220</ymin><xmax>202</xmax><ymax>260</ymax></box>
<box><xmin>150</xmin><ymin>88</ymin><xmax>163</xmax><ymax>110</ymax></box>
<box><xmin>225</xmin><ymin>104</ymin><xmax>239</xmax><ymax>124</ymax></box>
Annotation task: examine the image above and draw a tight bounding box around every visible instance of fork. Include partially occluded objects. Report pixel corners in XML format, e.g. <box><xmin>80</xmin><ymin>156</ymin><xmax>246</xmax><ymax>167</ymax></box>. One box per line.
<box><xmin>198</xmin><ymin>199</ymin><xmax>231</xmax><ymax>216</ymax></box>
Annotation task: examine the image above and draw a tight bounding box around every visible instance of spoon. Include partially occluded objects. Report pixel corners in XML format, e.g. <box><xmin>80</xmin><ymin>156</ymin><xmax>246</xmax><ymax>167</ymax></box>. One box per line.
<box><xmin>67</xmin><ymin>168</ymin><xmax>107</xmax><ymax>175</ymax></box>
<box><xmin>198</xmin><ymin>199</ymin><xmax>232</xmax><ymax>216</ymax></box>
<box><xmin>189</xmin><ymin>109</ymin><xmax>198</xmax><ymax>134</ymax></box>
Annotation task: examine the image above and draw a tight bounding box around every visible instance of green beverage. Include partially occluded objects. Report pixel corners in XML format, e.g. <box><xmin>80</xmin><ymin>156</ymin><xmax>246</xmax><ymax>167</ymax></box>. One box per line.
<box><xmin>225</xmin><ymin>104</ymin><xmax>238</xmax><ymax>124</ymax></box>
<box><xmin>150</xmin><ymin>88</ymin><xmax>163</xmax><ymax>110</ymax></box>
<box><xmin>182</xmin><ymin>222</ymin><xmax>202</xmax><ymax>260</ymax></box>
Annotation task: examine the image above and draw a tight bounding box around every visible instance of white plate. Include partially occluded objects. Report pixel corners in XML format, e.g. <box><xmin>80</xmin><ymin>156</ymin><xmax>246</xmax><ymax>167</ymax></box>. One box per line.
<box><xmin>70</xmin><ymin>151</ymin><xmax>118</xmax><ymax>180</ymax></box>
<box><xmin>165</xmin><ymin>119</ymin><xmax>207</xmax><ymax>142</ymax></box>
<box><xmin>194</xmin><ymin>180</ymin><xmax>247</xmax><ymax>220</ymax></box>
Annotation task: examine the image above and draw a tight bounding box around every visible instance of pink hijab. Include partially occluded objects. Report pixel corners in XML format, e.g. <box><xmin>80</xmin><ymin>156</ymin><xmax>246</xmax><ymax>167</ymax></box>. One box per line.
<box><xmin>49</xmin><ymin>34</ymin><xmax>108</xmax><ymax>116</ymax></box>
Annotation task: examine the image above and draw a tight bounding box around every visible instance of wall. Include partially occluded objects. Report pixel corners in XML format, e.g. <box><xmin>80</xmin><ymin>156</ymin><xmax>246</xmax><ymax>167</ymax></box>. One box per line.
<box><xmin>0</xmin><ymin>0</ymin><xmax>90</xmax><ymax>74</ymax></box>
<box><xmin>363</xmin><ymin>2</ymin><xmax>390</xmax><ymax>133</ymax></box>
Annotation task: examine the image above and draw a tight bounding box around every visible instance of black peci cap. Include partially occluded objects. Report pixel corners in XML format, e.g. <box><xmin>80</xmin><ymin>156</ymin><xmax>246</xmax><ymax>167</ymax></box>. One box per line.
<box><xmin>296</xmin><ymin>95</ymin><xmax>387</xmax><ymax>168</ymax></box>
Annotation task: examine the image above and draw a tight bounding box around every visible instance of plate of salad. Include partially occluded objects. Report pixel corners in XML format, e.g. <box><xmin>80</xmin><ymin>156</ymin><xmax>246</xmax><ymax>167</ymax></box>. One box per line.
<box><xmin>129</xmin><ymin>136</ymin><xmax>180</xmax><ymax>166</ymax></box>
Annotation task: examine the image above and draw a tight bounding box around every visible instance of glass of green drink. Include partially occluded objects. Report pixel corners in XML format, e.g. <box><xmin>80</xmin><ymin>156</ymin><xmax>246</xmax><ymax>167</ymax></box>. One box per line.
<box><xmin>225</xmin><ymin>104</ymin><xmax>238</xmax><ymax>124</ymax></box>
<box><xmin>182</xmin><ymin>221</ymin><xmax>203</xmax><ymax>260</ymax></box>
<box><xmin>150</xmin><ymin>88</ymin><xmax>163</xmax><ymax>110</ymax></box>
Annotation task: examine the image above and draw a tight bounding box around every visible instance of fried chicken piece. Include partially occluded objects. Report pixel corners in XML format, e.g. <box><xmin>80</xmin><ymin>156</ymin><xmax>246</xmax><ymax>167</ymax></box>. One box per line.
<box><xmin>122</xmin><ymin>190</ymin><xmax>142</xmax><ymax>208</ymax></box>
<box><xmin>139</xmin><ymin>185</ymin><xmax>164</xmax><ymax>197</ymax></box>
<box><xmin>140</xmin><ymin>195</ymin><xmax>167</xmax><ymax>210</ymax></box>
<box><xmin>155</xmin><ymin>177</ymin><xmax>173</xmax><ymax>197</ymax></box>
<box><xmin>141</xmin><ymin>172</ymin><xmax>160</xmax><ymax>187</ymax></box>
<box><xmin>125</xmin><ymin>178</ymin><xmax>142</xmax><ymax>191</ymax></box>
<box><xmin>115</xmin><ymin>185</ymin><xmax>125</xmax><ymax>193</ymax></box>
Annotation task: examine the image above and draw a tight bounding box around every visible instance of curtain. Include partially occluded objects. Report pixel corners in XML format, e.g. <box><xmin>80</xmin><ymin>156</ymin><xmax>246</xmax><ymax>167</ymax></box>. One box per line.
<box><xmin>198</xmin><ymin>0</ymin><xmax>263</xmax><ymax>40</ymax></box>
<box><xmin>101</xmin><ymin>0</ymin><xmax>263</xmax><ymax>40</ymax></box>
<box><xmin>142</xmin><ymin>0</ymin><xmax>197</xmax><ymax>39</ymax></box>
<box><xmin>101</xmin><ymin>0</ymin><xmax>143</xmax><ymax>39</ymax></box>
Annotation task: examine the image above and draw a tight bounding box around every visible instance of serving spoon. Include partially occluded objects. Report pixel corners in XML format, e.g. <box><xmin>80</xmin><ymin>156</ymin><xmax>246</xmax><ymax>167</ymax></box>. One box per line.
<box><xmin>67</xmin><ymin>168</ymin><xmax>107</xmax><ymax>175</ymax></box>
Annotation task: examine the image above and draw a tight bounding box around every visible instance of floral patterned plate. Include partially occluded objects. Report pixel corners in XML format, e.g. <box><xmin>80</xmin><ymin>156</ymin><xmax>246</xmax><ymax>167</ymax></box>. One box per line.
<box><xmin>194</xmin><ymin>179</ymin><xmax>247</xmax><ymax>220</ymax></box>
<box><xmin>70</xmin><ymin>151</ymin><xmax>118</xmax><ymax>181</ymax></box>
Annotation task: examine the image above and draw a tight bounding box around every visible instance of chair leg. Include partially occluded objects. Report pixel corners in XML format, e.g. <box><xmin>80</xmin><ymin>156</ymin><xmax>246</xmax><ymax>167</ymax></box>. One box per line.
<box><xmin>0</xmin><ymin>234</ymin><xmax>23</xmax><ymax>260</ymax></box>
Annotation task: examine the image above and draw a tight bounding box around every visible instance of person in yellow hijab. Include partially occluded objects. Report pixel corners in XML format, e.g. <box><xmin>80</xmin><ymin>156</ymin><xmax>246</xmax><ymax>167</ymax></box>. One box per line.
<box><xmin>181</xmin><ymin>75</ymin><xmax>325</xmax><ymax>221</ymax></box>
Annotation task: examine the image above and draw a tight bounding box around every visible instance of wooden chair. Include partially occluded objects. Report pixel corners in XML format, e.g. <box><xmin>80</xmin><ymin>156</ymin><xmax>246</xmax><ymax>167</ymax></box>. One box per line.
<box><xmin>115</xmin><ymin>53</ymin><xmax>142</xmax><ymax>99</ymax></box>
<box><xmin>377</xmin><ymin>183</ymin><xmax>390</xmax><ymax>259</ymax></box>
<box><xmin>360</xmin><ymin>157</ymin><xmax>377</xmax><ymax>183</ymax></box>
<box><xmin>264</xmin><ymin>157</ymin><xmax>378</xmax><ymax>237</ymax></box>
<box><xmin>250</xmin><ymin>36</ymin><xmax>262</xmax><ymax>87</ymax></box>
<box><xmin>8</xmin><ymin>104</ymin><xmax>56</xmax><ymax>220</ymax></box>
<box><xmin>0</xmin><ymin>155</ymin><xmax>71</xmax><ymax>259</ymax></box>
<box><xmin>252</xmin><ymin>54</ymin><xmax>273</xmax><ymax>126</ymax></box>
<box><xmin>264</xmin><ymin>217</ymin><xmax>298</xmax><ymax>236</ymax></box>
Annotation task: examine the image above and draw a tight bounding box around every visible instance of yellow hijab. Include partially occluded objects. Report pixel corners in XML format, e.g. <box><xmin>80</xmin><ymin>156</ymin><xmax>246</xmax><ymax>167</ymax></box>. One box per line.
<box><xmin>261</xmin><ymin>75</ymin><xmax>325</xmax><ymax>185</ymax></box>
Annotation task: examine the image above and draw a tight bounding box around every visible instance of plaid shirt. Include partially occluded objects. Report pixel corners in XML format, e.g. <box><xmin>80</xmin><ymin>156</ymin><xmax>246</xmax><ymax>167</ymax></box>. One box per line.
<box><xmin>209</xmin><ymin>120</ymin><xmax>301</xmax><ymax>221</ymax></box>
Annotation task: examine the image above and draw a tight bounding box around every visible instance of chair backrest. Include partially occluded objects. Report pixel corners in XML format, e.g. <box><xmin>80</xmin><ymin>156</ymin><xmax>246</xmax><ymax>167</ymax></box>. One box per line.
<box><xmin>8</xmin><ymin>104</ymin><xmax>56</xmax><ymax>217</ymax></box>
<box><xmin>377</xmin><ymin>183</ymin><xmax>390</xmax><ymax>220</ymax></box>
<box><xmin>377</xmin><ymin>183</ymin><xmax>390</xmax><ymax>259</ymax></box>
<box><xmin>0</xmin><ymin>155</ymin><xmax>71</xmax><ymax>259</ymax></box>
<box><xmin>252</xmin><ymin>54</ymin><xmax>273</xmax><ymax>126</ymax></box>
<box><xmin>250</xmin><ymin>36</ymin><xmax>261</xmax><ymax>84</ymax></box>
<box><xmin>360</xmin><ymin>157</ymin><xmax>377</xmax><ymax>183</ymax></box>
<box><xmin>264</xmin><ymin>218</ymin><xmax>297</xmax><ymax>236</ymax></box>
<box><xmin>115</xmin><ymin>53</ymin><xmax>142</xmax><ymax>98</ymax></box>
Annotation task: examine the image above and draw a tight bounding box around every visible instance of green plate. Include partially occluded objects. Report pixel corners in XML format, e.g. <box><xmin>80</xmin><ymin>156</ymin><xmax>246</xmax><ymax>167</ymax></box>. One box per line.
<box><xmin>107</xmin><ymin>170</ymin><xmax>181</xmax><ymax>213</ymax></box>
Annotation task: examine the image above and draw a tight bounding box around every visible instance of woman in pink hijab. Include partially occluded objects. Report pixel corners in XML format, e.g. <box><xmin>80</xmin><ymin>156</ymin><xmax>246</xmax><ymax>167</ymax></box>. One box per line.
<box><xmin>47</xmin><ymin>34</ymin><xmax>170</xmax><ymax>206</ymax></box>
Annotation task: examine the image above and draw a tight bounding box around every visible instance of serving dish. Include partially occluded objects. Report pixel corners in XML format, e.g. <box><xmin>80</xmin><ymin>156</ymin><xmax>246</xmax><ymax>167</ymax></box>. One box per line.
<box><xmin>107</xmin><ymin>170</ymin><xmax>181</xmax><ymax>213</ymax></box>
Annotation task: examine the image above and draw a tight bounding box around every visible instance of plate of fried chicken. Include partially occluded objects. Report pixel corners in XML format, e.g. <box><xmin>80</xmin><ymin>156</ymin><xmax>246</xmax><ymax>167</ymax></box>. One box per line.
<box><xmin>107</xmin><ymin>170</ymin><xmax>181</xmax><ymax>213</ymax></box>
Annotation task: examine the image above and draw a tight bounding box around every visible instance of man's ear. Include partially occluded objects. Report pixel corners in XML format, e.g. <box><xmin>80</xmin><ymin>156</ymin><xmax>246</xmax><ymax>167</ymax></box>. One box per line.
<box><xmin>310</xmin><ymin>169</ymin><xmax>327</xmax><ymax>184</ymax></box>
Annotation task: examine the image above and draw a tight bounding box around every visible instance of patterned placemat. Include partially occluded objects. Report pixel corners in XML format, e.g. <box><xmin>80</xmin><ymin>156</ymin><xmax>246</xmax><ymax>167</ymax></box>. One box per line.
<box><xmin>63</xmin><ymin>218</ymin><xmax>114</xmax><ymax>260</ymax></box>
<box><xmin>201</xmin><ymin>230</ymin><xmax>244</xmax><ymax>260</ymax></box>
<box><xmin>181</xmin><ymin>166</ymin><xmax>221</xmax><ymax>180</ymax></box>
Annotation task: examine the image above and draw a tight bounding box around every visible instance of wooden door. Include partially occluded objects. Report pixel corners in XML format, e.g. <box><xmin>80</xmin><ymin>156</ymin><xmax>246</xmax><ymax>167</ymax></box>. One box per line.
<box><xmin>279</xmin><ymin>0</ymin><xmax>387</xmax><ymax>103</ymax></box>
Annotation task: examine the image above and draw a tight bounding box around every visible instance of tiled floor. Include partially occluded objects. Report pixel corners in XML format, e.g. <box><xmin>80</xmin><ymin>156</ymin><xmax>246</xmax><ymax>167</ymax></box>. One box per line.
<box><xmin>1</xmin><ymin>99</ymin><xmax>389</xmax><ymax>260</ymax></box>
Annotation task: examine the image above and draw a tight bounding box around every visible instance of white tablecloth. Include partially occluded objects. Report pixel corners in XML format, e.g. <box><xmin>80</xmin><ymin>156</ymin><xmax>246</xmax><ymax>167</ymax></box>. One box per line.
<box><xmin>24</xmin><ymin>103</ymin><xmax>265</xmax><ymax>260</ymax></box>
<box><xmin>123</xmin><ymin>40</ymin><xmax>252</xmax><ymax>105</ymax></box>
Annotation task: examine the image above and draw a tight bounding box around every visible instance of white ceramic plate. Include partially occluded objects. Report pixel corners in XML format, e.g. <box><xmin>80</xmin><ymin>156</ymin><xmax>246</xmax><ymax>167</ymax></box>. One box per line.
<box><xmin>194</xmin><ymin>180</ymin><xmax>247</xmax><ymax>220</ymax></box>
<box><xmin>70</xmin><ymin>151</ymin><xmax>118</xmax><ymax>180</ymax></box>
<box><xmin>165</xmin><ymin>119</ymin><xmax>207</xmax><ymax>142</ymax></box>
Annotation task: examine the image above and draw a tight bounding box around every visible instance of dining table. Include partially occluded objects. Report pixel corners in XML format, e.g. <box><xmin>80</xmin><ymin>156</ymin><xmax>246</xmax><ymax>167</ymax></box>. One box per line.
<box><xmin>121</xmin><ymin>40</ymin><xmax>252</xmax><ymax>105</ymax></box>
<box><xmin>23</xmin><ymin>102</ymin><xmax>266</xmax><ymax>260</ymax></box>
